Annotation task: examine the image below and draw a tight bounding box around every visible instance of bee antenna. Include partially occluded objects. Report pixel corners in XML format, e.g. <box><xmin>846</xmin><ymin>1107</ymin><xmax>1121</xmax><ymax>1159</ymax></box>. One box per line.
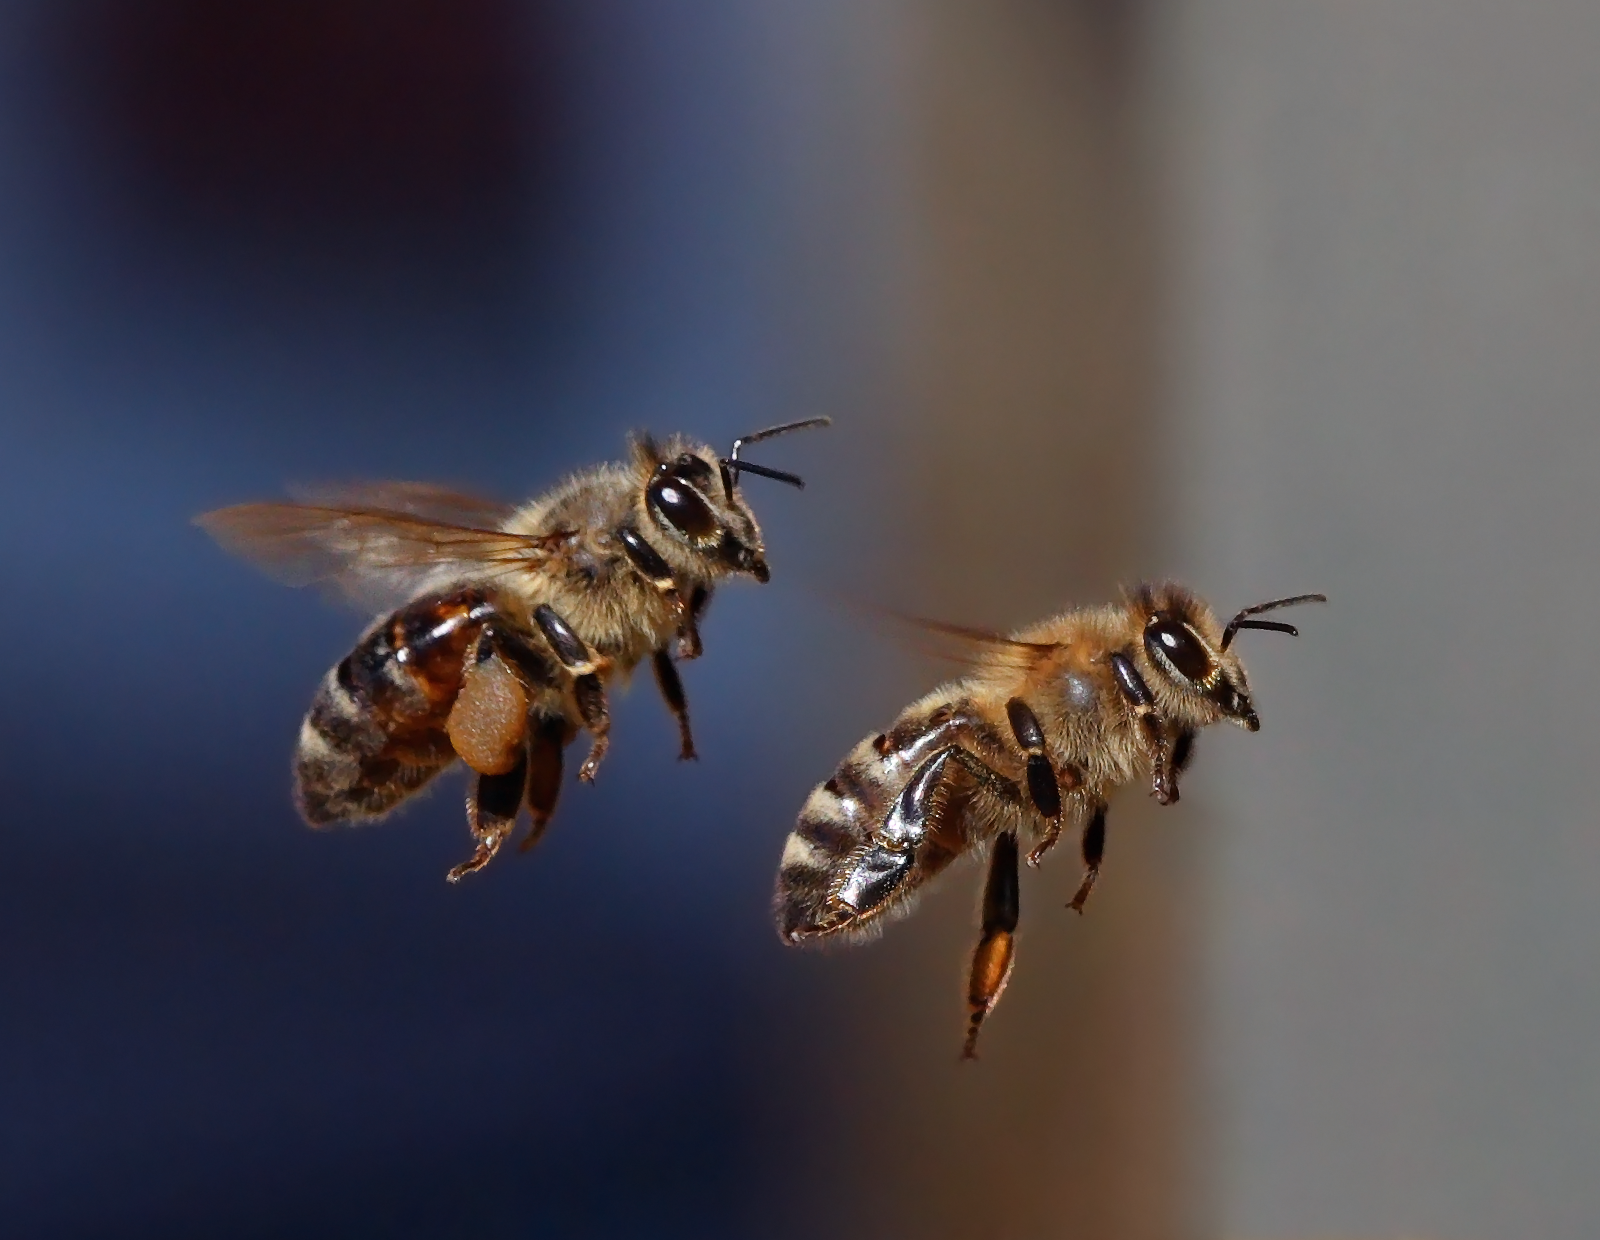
<box><xmin>1220</xmin><ymin>593</ymin><xmax>1327</xmax><ymax>651</ymax></box>
<box><xmin>721</xmin><ymin>416</ymin><xmax>832</xmax><ymax>499</ymax></box>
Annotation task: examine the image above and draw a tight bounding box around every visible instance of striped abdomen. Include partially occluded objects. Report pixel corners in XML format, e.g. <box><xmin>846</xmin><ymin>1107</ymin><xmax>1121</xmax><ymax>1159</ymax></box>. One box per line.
<box><xmin>295</xmin><ymin>588</ymin><xmax>497</xmax><ymax>824</ymax></box>
<box><xmin>775</xmin><ymin>701</ymin><xmax>1003</xmax><ymax>943</ymax></box>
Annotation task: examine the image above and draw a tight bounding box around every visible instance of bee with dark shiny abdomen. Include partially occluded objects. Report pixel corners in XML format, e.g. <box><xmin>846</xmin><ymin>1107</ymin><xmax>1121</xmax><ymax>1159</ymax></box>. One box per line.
<box><xmin>773</xmin><ymin>583</ymin><xmax>1323</xmax><ymax>1057</ymax></box>
<box><xmin>199</xmin><ymin>419</ymin><xmax>828</xmax><ymax>881</ymax></box>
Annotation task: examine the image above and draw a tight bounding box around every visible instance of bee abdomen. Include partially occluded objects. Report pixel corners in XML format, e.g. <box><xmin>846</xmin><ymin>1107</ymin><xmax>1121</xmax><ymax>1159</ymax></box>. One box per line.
<box><xmin>293</xmin><ymin>588</ymin><xmax>494</xmax><ymax>825</ymax></box>
<box><xmin>780</xmin><ymin>723</ymin><xmax>940</xmax><ymax>934</ymax></box>
<box><xmin>294</xmin><ymin>667</ymin><xmax>456</xmax><ymax>824</ymax></box>
<box><xmin>774</xmin><ymin>755</ymin><xmax>876</xmax><ymax>940</ymax></box>
<box><xmin>775</xmin><ymin>705</ymin><xmax>993</xmax><ymax>943</ymax></box>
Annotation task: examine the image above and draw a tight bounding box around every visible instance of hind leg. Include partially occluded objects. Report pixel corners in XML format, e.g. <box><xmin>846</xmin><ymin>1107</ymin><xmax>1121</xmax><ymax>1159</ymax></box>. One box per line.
<box><xmin>446</xmin><ymin>749</ymin><xmax>530</xmax><ymax>882</ymax></box>
<box><xmin>964</xmin><ymin>831</ymin><xmax>1021</xmax><ymax>1059</ymax></box>
<box><xmin>518</xmin><ymin>714</ymin><xmax>567</xmax><ymax>854</ymax></box>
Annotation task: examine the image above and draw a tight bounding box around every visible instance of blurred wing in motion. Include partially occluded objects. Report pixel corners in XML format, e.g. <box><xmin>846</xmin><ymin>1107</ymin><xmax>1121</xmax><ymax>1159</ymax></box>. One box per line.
<box><xmin>879</xmin><ymin>610</ymin><xmax>1056</xmax><ymax>672</ymax></box>
<box><xmin>285</xmin><ymin>480</ymin><xmax>517</xmax><ymax>527</ymax></box>
<box><xmin>823</xmin><ymin>592</ymin><xmax>1056</xmax><ymax>670</ymax></box>
<box><xmin>196</xmin><ymin>488</ymin><xmax>568</xmax><ymax>611</ymax></box>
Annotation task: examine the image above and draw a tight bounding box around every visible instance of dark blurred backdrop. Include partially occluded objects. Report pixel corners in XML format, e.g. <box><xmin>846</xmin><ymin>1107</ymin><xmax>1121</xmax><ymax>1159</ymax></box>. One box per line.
<box><xmin>0</xmin><ymin>2</ymin><xmax>901</xmax><ymax>1235</ymax></box>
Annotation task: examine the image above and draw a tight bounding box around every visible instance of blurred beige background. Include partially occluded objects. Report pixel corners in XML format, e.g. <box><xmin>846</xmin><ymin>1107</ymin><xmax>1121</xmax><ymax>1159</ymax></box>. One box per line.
<box><xmin>840</xmin><ymin>1</ymin><xmax>1600</xmax><ymax>1237</ymax></box>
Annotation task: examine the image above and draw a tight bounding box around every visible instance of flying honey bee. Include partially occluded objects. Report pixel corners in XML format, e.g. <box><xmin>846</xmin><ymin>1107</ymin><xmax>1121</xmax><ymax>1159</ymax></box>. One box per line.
<box><xmin>198</xmin><ymin>418</ymin><xmax>828</xmax><ymax>881</ymax></box>
<box><xmin>773</xmin><ymin>583</ymin><xmax>1324</xmax><ymax>1058</ymax></box>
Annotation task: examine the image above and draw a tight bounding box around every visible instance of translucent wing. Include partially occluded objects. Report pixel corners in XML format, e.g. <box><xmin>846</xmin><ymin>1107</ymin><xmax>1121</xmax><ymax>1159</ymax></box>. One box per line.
<box><xmin>285</xmin><ymin>480</ymin><xmax>516</xmax><ymax>527</ymax></box>
<box><xmin>854</xmin><ymin>604</ymin><xmax>1056</xmax><ymax>671</ymax></box>
<box><xmin>900</xmin><ymin>616</ymin><xmax>1056</xmax><ymax>659</ymax></box>
<box><xmin>196</xmin><ymin>490</ymin><xmax>568</xmax><ymax>612</ymax></box>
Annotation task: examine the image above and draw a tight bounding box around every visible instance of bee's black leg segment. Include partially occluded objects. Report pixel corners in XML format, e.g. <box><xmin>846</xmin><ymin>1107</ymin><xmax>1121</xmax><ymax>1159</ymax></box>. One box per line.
<box><xmin>1004</xmin><ymin>696</ymin><xmax>1086</xmax><ymax>867</ymax></box>
<box><xmin>519</xmin><ymin>714</ymin><xmax>566</xmax><ymax>854</ymax></box>
<box><xmin>620</xmin><ymin>526</ymin><xmax>702</xmax><ymax>659</ymax></box>
<box><xmin>1170</xmin><ymin>726</ymin><xmax>1197</xmax><ymax>784</ymax></box>
<box><xmin>1026</xmin><ymin>762</ymin><xmax>1084</xmax><ymax>868</ymax></box>
<box><xmin>573</xmin><ymin>672</ymin><xmax>610</xmax><ymax>783</ymax></box>
<box><xmin>652</xmin><ymin>650</ymin><xmax>697</xmax><ymax>761</ymax></box>
<box><xmin>1109</xmin><ymin>651</ymin><xmax>1177</xmax><ymax>805</ymax></box>
<box><xmin>530</xmin><ymin>603</ymin><xmax>610</xmax><ymax>783</ymax></box>
<box><xmin>532</xmin><ymin>604</ymin><xmax>602</xmax><ymax>676</ymax></box>
<box><xmin>447</xmin><ymin>748</ymin><xmax>529</xmax><ymax>882</ymax></box>
<box><xmin>1164</xmin><ymin>726</ymin><xmax>1203</xmax><ymax>806</ymax></box>
<box><xmin>1067</xmin><ymin>801</ymin><xmax>1108</xmax><ymax>913</ymax></box>
<box><xmin>964</xmin><ymin>831</ymin><xmax>1021</xmax><ymax>1060</ymax></box>
<box><xmin>1024</xmin><ymin>755</ymin><xmax>1060</xmax><ymax>818</ymax></box>
<box><xmin>1004</xmin><ymin>697</ymin><xmax>1062</xmax><ymax>817</ymax></box>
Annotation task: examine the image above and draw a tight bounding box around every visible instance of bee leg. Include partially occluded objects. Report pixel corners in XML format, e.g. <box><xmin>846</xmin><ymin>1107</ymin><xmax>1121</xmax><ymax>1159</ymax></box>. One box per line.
<box><xmin>964</xmin><ymin>831</ymin><xmax>1021</xmax><ymax>1060</ymax></box>
<box><xmin>1067</xmin><ymin>801</ymin><xmax>1108</xmax><ymax>912</ymax></box>
<box><xmin>673</xmin><ymin>586</ymin><xmax>708</xmax><ymax>661</ymax></box>
<box><xmin>532</xmin><ymin>604</ymin><xmax>612</xmax><ymax>784</ymax></box>
<box><xmin>620</xmin><ymin>525</ymin><xmax>702</xmax><ymax>659</ymax></box>
<box><xmin>652</xmin><ymin>650</ymin><xmax>697</xmax><ymax>761</ymax></box>
<box><xmin>1003</xmin><ymin>698</ymin><xmax>1085</xmax><ymax>866</ymax></box>
<box><xmin>1109</xmin><ymin>651</ymin><xmax>1178</xmax><ymax>805</ymax></box>
<box><xmin>1026</xmin><ymin>763</ymin><xmax>1085</xmax><ymax>868</ymax></box>
<box><xmin>519</xmin><ymin>713</ymin><xmax>566</xmax><ymax>854</ymax></box>
<box><xmin>573</xmin><ymin>674</ymin><xmax>610</xmax><ymax>783</ymax></box>
<box><xmin>447</xmin><ymin>748</ymin><xmax>529</xmax><ymax>882</ymax></box>
<box><xmin>1169</xmin><ymin>727</ymin><xmax>1197</xmax><ymax>798</ymax></box>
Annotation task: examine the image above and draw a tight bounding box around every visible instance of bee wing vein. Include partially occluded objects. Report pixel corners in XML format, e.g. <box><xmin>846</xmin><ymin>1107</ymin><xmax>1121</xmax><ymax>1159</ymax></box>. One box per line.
<box><xmin>196</xmin><ymin>502</ymin><xmax>568</xmax><ymax>610</ymax></box>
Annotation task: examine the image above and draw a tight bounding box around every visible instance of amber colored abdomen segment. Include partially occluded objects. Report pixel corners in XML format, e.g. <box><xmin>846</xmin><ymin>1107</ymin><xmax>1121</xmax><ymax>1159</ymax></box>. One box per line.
<box><xmin>294</xmin><ymin>588</ymin><xmax>496</xmax><ymax>824</ymax></box>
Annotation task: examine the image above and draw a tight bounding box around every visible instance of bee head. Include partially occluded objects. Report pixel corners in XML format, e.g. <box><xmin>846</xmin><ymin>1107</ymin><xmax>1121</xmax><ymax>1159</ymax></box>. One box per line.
<box><xmin>1130</xmin><ymin>584</ymin><xmax>1325</xmax><ymax>731</ymax></box>
<box><xmin>634</xmin><ymin>417</ymin><xmax>829</xmax><ymax>583</ymax></box>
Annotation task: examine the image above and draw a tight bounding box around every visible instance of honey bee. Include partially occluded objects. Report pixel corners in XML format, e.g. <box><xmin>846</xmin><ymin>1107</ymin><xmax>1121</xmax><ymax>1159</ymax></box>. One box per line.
<box><xmin>198</xmin><ymin>418</ymin><xmax>829</xmax><ymax>881</ymax></box>
<box><xmin>773</xmin><ymin>583</ymin><xmax>1324</xmax><ymax>1057</ymax></box>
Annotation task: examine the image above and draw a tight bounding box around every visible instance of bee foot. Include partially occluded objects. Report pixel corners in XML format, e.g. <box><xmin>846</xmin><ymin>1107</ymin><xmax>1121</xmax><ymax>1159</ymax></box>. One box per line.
<box><xmin>446</xmin><ymin>840</ymin><xmax>501</xmax><ymax>882</ymax></box>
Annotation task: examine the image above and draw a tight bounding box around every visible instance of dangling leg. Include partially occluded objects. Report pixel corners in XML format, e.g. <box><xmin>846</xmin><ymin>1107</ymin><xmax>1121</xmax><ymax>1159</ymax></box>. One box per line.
<box><xmin>447</xmin><ymin>748</ymin><xmax>529</xmax><ymax>882</ymax></box>
<box><xmin>572</xmin><ymin>674</ymin><xmax>609</xmax><ymax>783</ymax></box>
<box><xmin>519</xmin><ymin>713</ymin><xmax>566</xmax><ymax>854</ymax></box>
<box><xmin>532</xmin><ymin>604</ymin><xmax>611</xmax><ymax>783</ymax></box>
<box><xmin>963</xmin><ymin>831</ymin><xmax>1021</xmax><ymax>1060</ymax></box>
<box><xmin>1169</xmin><ymin>727</ymin><xmax>1197</xmax><ymax>799</ymax></box>
<box><xmin>1067</xmin><ymin>801</ymin><xmax>1108</xmax><ymax>913</ymax></box>
<box><xmin>652</xmin><ymin>650</ymin><xmax>697</xmax><ymax>761</ymax></box>
<box><xmin>1109</xmin><ymin>651</ymin><xmax>1178</xmax><ymax>804</ymax></box>
<box><xmin>619</xmin><ymin>526</ymin><xmax>702</xmax><ymax>658</ymax></box>
<box><xmin>1002</xmin><ymin>697</ymin><xmax>1086</xmax><ymax>867</ymax></box>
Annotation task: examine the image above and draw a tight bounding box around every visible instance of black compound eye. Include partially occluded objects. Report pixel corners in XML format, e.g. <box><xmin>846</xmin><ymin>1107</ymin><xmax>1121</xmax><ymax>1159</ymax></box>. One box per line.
<box><xmin>1144</xmin><ymin>617</ymin><xmax>1212</xmax><ymax>684</ymax></box>
<box><xmin>648</xmin><ymin>473</ymin><xmax>717</xmax><ymax>541</ymax></box>
<box><xmin>673</xmin><ymin>453</ymin><xmax>716</xmax><ymax>490</ymax></box>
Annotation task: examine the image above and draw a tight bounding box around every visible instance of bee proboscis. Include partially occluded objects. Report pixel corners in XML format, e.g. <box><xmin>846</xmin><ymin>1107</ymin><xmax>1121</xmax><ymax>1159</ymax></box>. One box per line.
<box><xmin>199</xmin><ymin>419</ymin><xmax>828</xmax><ymax>881</ymax></box>
<box><xmin>773</xmin><ymin>583</ymin><xmax>1324</xmax><ymax>1057</ymax></box>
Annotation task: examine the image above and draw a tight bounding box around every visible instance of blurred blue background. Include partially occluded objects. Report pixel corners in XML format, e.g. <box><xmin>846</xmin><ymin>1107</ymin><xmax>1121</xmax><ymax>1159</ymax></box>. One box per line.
<box><xmin>0</xmin><ymin>2</ymin><xmax>895</xmax><ymax>1235</ymax></box>
<box><xmin>10</xmin><ymin>2</ymin><xmax>1600</xmax><ymax>1238</ymax></box>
